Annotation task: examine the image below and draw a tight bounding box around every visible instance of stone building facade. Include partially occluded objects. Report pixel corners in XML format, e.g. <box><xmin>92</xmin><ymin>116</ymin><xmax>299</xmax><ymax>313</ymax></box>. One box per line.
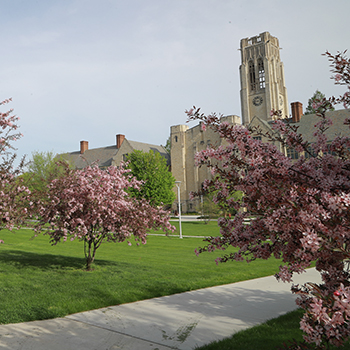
<box><xmin>170</xmin><ymin>31</ymin><xmax>350</xmax><ymax>213</ymax></box>
<box><xmin>170</xmin><ymin>115</ymin><xmax>240</xmax><ymax>213</ymax></box>
<box><xmin>240</xmin><ymin>32</ymin><xmax>288</xmax><ymax>125</ymax></box>
<box><xmin>171</xmin><ymin>31</ymin><xmax>287</xmax><ymax>213</ymax></box>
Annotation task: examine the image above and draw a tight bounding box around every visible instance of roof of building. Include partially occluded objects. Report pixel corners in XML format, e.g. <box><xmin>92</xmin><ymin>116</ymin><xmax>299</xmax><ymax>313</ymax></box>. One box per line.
<box><xmin>62</xmin><ymin>145</ymin><xmax>118</xmax><ymax>169</ymax></box>
<box><xmin>62</xmin><ymin>138</ymin><xmax>170</xmax><ymax>169</ymax></box>
<box><xmin>291</xmin><ymin>108</ymin><xmax>350</xmax><ymax>142</ymax></box>
<box><xmin>253</xmin><ymin>108</ymin><xmax>350</xmax><ymax>141</ymax></box>
<box><xmin>126</xmin><ymin>140</ymin><xmax>169</xmax><ymax>158</ymax></box>
<box><xmin>114</xmin><ymin>139</ymin><xmax>170</xmax><ymax>166</ymax></box>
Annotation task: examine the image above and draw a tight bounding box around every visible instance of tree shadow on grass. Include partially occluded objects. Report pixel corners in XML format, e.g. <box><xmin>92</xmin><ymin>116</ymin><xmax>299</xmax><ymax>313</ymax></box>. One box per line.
<box><xmin>0</xmin><ymin>250</ymin><xmax>126</xmax><ymax>271</ymax></box>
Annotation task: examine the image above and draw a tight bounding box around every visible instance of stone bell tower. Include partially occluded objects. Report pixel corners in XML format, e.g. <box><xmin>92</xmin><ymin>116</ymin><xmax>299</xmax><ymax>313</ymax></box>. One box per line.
<box><xmin>239</xmin><ymin>32</ymin><xmax>288</xmax><ymax>125</ymax></box>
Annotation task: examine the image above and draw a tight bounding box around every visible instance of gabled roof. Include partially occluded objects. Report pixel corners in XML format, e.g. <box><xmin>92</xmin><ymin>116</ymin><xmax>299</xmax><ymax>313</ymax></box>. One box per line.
<box><xmin>249</xmin><ymin>109</ymin><xmax>350</xmax><ymax>142</ymax></box>
<box><xmin>124</xmin><ymin>140</ymin><xmax>170</xmax><ymax>164</ymax></box>
<box><xmin>62</xmin><ymin>139</ymin><xmax>170</xmax><ymax>169</ymax></box>
<box><xmin>62</xmin><ymin>146</ymin><xmax>118</xmax><ymax>169</ymax></box>
<box><xmin>250</xmin><ymin>115</ymin><xmax>276</xmax><ymax>133</ymax></box>
<box><xmin>291</xmin><ymin>109</ymin><xmax>350</xmax><ymax>142</ymax></box>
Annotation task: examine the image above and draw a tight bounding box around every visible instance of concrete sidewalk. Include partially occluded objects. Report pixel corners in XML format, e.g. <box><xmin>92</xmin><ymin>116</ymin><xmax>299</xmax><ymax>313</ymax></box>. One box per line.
<box><xmin>0</xmin><ymin>269</ymin><xmax>321</xmax><ymax>350</ymax></box>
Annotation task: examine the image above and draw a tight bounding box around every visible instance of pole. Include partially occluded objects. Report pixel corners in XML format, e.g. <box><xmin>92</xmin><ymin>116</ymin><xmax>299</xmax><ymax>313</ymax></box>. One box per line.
<box><xmin>175</xmin><ymin>181</ymin><xmax>182</xmax><ymax>239</ymax></box>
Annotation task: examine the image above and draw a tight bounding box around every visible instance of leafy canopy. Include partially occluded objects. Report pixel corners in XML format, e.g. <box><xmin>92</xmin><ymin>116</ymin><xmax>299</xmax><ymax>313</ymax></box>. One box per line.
<box><xmin>304</xmin><ymin>89</ymin><xmax>334</xmax><ymax>115</ymax></box>
<box><xmin>164</xmin><ymin>136</ymin><xmax>171</xmax><ymax>153</ymax></box>
<box><xmin>23</xmin><ymin>151</ymin><xmax>69</xmax><ymax>194</ymax></box>
<box><xmin>126</xmin><ymin>150</ymin><xmax>176</xmax><ymax>207</ymax></box>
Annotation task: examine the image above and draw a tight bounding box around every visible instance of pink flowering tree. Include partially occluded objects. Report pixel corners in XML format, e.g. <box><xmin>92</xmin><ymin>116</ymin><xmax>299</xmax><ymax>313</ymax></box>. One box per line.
<box><xmin>186</xmin><ymin>51</ymin><xmax>350</xmax><ymax>349</ymax></box>
<box><xmin>0</xmin><ymin>98</ymin><xmax>31</xmax><ymax>236</ymax></box>
<box><xmin>0</xmin><ymin>98</ymin><xmax>22</xmax><ymax>153</ymax></box>
<box><xmin>35</xmin><ymin>163</ymin><xmax>174</xmax><ymax>270</ymax></box>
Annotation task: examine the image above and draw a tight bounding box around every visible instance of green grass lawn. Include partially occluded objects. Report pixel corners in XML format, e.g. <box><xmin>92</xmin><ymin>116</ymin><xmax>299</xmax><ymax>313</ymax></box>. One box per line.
<box><xmin>196</xmin><ymin>309</ymin><xmax>350</xmax><ymax>350</ymax></box>
<box><xmin>0</xmin><ymin>223</ymin><xmax>283</xmax><ymax>325</ymax></box>
<box><xmin>166</xmin><ymin>220</ymin><xmax>221</xmax><ymax>236</ymax></box>
<box><xmin>196</xmin><ymin>309</ymin><xmax>306</xmax><ymax>350</ymax></box>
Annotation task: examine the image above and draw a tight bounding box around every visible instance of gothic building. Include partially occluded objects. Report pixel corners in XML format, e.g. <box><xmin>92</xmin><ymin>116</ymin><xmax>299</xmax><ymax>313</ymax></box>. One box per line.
<box><xmin>239</xmin><ymin>32</ymin><xmax>288</xmax><ymax>125</ymax></box>
<box><xmin>170</xmin><ymin>115</ymin><xmax>240</xmax><ymax>212</ymax></box>
<box><xmin>171</xmin><ymin>31</ymin><xmax>286</xmax><ymax>212</ymax></box>
<box><xmin>170</xmin><ymin>31</ymin><xmax>350</xmax><ymax>213</ymax></box>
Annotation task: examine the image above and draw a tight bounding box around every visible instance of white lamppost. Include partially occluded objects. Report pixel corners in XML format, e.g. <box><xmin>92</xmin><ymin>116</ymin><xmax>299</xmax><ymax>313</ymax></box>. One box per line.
<box><xmin>175</xmin><ymin>181</ymin><xmax>183</xmax><ymax>239</ymax></box>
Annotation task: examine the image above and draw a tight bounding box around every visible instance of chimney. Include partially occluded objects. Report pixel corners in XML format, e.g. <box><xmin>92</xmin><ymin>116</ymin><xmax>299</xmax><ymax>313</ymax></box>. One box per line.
<box><xmin>291</xmin><ymin>102</ymin><xmax>303</xmax><ymax>123</ymax></box>
<box><xmin>116</xmin><ymin>134</ymin><xmax>125</xmax><ymax>148</ymax></box>
<box><xmin>80</xmin><ymin>140</ymin><xmax>88</xmax><ymax>154</ymax></box>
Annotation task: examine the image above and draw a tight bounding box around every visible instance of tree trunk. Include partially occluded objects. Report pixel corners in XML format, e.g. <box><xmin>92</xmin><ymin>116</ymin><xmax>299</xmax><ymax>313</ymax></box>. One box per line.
<box><xmin>84</xmin><ymin>239</ymin><xmax>95</xmax><ymax>271</ymax></box>
<box><xmin>86</xmin><ymin>255</ymin><xmax>94</xmax><ymax>271</ymax></box>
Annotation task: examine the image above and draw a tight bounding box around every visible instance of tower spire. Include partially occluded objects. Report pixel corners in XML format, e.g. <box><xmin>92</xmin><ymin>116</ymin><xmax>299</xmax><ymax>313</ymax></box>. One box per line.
<box><xmin>239</xmin><ymin>32</ymin><xmax>288</xmax><ymax>125</ymax></box>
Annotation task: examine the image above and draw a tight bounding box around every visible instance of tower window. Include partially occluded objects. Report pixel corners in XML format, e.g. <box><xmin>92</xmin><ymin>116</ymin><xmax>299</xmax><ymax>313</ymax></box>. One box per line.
<box><xmin>174</xmin><ymin>136</ymin><xmax>178</xmax><ymax>142</ymax></box>
<box><xmin>258</xmin><ymin>59</ymin><xmax>265</xmax><ymax>89</ymax></box>
<box><xmin>287</xmin><ymin>148</ymin><xmax>299</xmax><ymax>160</ymax></box>
<box><xmin>249</xmin><ymin>61</ymin><xmax>256</xmax><ymax>91</ymax></box>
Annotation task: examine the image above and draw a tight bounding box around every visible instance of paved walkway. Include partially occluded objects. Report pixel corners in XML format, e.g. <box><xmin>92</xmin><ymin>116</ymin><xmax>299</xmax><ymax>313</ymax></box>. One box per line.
<box><xmin>0</xmin><ymin>269</ymin><xmax>321</xmax><ymax>350</ymax></box>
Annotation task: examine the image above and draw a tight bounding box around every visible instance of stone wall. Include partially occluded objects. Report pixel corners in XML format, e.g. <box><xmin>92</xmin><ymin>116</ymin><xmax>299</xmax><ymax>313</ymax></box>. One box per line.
<box><xmin>170</xmin><ymin>115</ymin><xmax>240</xmax><ymax>213</ymax></box>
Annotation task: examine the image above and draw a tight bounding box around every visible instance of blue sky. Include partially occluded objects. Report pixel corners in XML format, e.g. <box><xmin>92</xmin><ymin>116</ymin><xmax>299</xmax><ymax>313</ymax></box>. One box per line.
<box><xmin>1</xmin><ymin>0</ymin><xmax>349</xmax><ymax>164</ymax></box>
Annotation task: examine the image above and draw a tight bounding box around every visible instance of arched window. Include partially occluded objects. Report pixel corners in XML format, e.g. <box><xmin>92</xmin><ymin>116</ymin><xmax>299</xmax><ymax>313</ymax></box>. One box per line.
<box><xmin>249</xmin><ymin>61</ymin><xmax>256</xmax><ymax>91</ymax></box>
<box><xmin>258</xmin><ymin>59</ymin><xmax>265</xmax><ymax>89</ymax></box>
<box><xmin>174</xmin><ymin>136</ymin><xmax>178</xmax><ymax>142</ymax></box>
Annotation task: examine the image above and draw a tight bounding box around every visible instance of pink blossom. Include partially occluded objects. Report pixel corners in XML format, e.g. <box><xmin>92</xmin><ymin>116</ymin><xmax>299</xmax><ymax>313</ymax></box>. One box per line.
<box><xmin>215</xmin><ymin>257</ymin><xmax>221</xmax><ymax>265</ymax></box>
<box><xmin>36</xmin><ymin>163</ymin><xmax>175</xmax><ymax>270</ymax></box>
<box><xmin>0</xmin><ymin>98</ymin><xmax>30</xmax><ymax>238</ymax></box>
<box><xmin>185</xmin><ymin>51</ymin><xmax>350</xmax><ymax>348</ymax></box>
<box><xmin>185</xmin><ymin>108</ymin><xmax>194</xmax><ymax>116</ymax></box>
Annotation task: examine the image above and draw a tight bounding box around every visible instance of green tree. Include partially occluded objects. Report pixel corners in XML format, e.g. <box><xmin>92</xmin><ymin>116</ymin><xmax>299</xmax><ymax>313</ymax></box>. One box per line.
<box><xmin>304</xmin><ymin>89</ymin><xmax>334</xmax><ymax>115</ymax></box>
<box><xmin>201</xmin><ymin>190</ymin><xmax>242</xmax><ymax>224</ymax></box>
<box><xmin>23</xmin><ymin>151</ymin><xmax>69</xmax><ymax>196</ymax></box>
<box><xmin>201</xmin><ymin>193</ymin><xmax>221</xmax><ymax>224</ymax></box>
<box><xmin>164</xmin><ymin>136</ymin><xmax>171</xmax><ymax>154</ymax></box>
<box><xmin>126</xmin><ymin>150</ymin><xmax>176</xmax><ymax>207</ymax></box>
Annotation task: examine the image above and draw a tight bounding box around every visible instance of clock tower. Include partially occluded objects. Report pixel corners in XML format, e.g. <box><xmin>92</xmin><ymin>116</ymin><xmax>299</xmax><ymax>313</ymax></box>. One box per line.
<box><xmin>239</xmin><ymin>32</ymin><xmax>288</xmax><ymax>125</ymax></box>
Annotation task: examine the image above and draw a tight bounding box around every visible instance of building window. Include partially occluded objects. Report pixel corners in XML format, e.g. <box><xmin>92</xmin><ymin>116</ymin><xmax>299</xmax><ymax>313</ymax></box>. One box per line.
<box><xmin>326</xmin><ymin>142</ymin><xmax>337</xmax><ymax>156</ymax></box>
<box><xmin>253</xmin><ymin>136</ymin><xmax>261</xmax><ymax>141</ymax></box>
<box><xmin>287</xmin><ymin>148</ymin><xmax>299</xmax><ymax>160</ymax></box>
<box><xmin>123</xmin><ymin>153</ymin><xmax>129</xmax><ymax>161</ymax></box>
<box><xmin>258</xmin><ymin>59</ymin><xmax>265</xmax><ymax>89</ymax></box>
<box><xmin>249</xmin><ymin>61</ymin><xmax>256</xmax><ymax>91</ymax></box>
<box><xmin>304</xmin><ymin>146</ymin><xmax>317</xmax><ymax>159</ymax></box>
<box><xmin>174</xmin><ymin>136</ymin><xmax>178</xmax><ymax>142</ymax></box>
